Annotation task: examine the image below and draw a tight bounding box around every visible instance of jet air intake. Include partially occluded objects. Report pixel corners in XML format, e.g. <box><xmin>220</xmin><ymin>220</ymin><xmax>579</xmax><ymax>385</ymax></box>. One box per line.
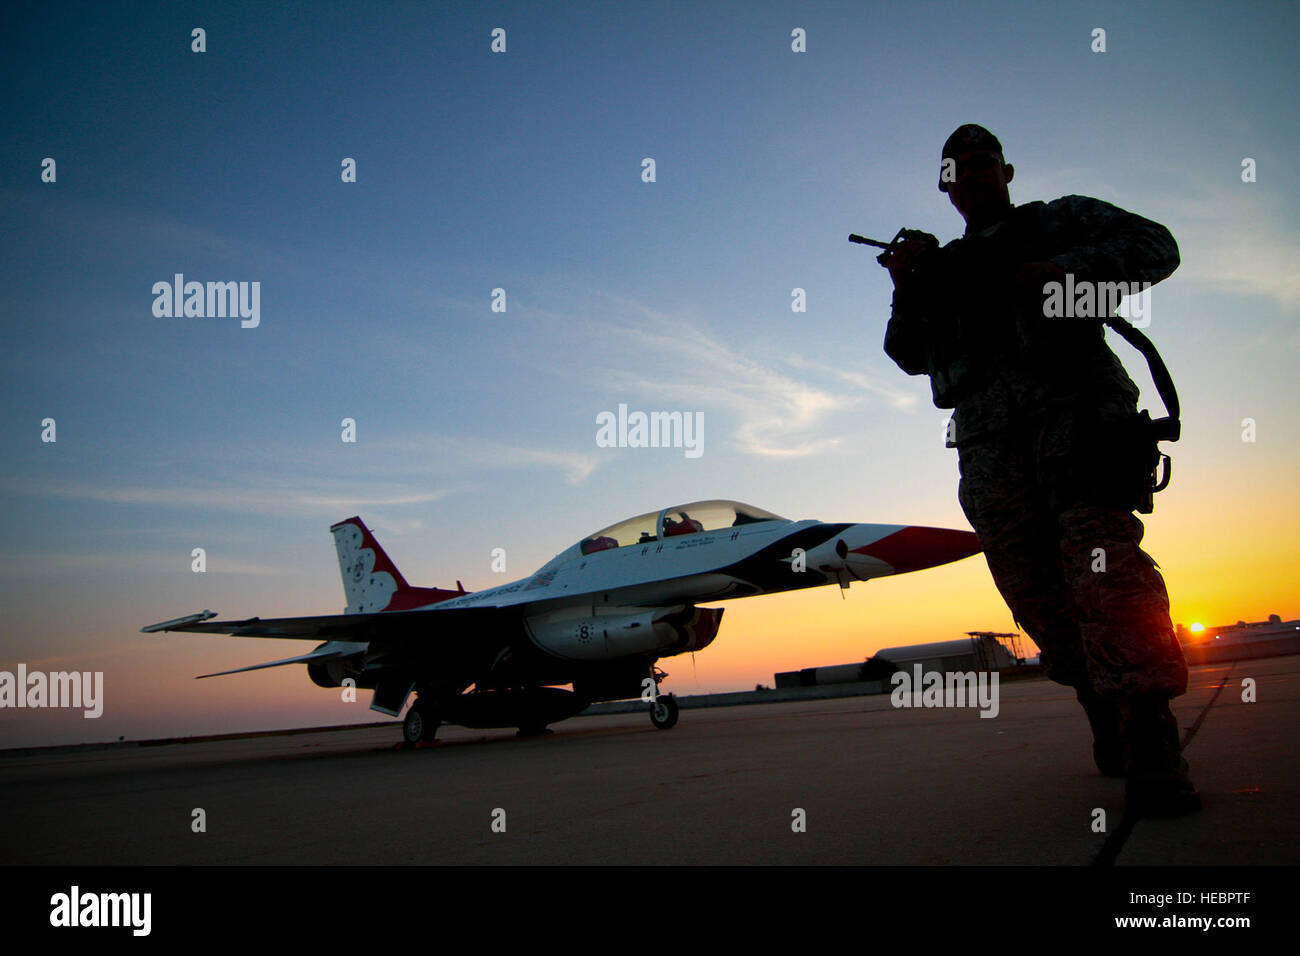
<box><xmin>525</xmin><ymin>605</ymin><xmax>723</xmax><ymax>662</ymax></box>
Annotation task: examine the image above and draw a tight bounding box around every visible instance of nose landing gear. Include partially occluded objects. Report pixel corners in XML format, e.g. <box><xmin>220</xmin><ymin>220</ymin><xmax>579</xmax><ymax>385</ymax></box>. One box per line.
<box><xmin>649</xmin><ymin>693</ymin><xmax>679</xmax><ymax>729</ymax></box>
<box><xmin>647</xmin><ymin>666</ymin><xmax>678</xmax><ymax>729</ymax></box>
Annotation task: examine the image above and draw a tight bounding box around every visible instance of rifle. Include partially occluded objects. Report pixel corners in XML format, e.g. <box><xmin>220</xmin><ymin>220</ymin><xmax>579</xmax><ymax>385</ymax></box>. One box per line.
<box><xmin>848</xmin><ymin>228</ymin><xmax>939</xmax><ymax>266</ymax></box>
<box><xmin>851</xmin><ymin>227</ymin><xmax>1180</xmax><ymax>514</ymax></box>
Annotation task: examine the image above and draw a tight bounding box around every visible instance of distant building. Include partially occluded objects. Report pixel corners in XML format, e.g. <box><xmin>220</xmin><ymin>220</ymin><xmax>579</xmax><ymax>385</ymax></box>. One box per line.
<box><xmin>1177</xmin><ymin>614</ymin><xmax>1300</xmax><ymax>665</ymax></box>
<box><xmin>1178</xmin><ymin>613</ymin><xmax>1295</xmax><ymax>644</ymax></box>
<box><xmin>874</xmin><ymin>634</ymin><xmax>1019</xmax><ymax>677</ymax></box>
<box><xmin>774</xmin><ymin>659</ymin><xmax>896</xmax><ymax>689</ymax></box>
<box><xmin>774</xmin><ymin>632</ymin><xmax>1023</xmax><ymax>689</ymax></box>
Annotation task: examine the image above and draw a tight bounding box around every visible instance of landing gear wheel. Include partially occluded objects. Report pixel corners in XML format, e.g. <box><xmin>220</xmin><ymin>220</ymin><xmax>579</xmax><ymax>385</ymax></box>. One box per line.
<box><xmin>403</xmin><ymin>700</ymin><xmax>439</xmax><ymax>744</ymax></box>
<box><xmin>650</xmin><ymin>694</ymin><xmax>679</xmax><ymax>730</ymax></box>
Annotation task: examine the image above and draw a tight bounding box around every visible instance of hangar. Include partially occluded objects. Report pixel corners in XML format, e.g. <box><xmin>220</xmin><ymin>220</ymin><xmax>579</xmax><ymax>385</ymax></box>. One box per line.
<box><xmin>775</xmin><ymin>632</ymin><xmax>1025</xmax><ymax>689</ymax></box>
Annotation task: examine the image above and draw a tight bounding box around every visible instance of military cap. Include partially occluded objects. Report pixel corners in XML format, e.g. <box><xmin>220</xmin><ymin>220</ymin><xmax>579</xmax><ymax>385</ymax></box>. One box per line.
<box><xmin>939</xmin><ymin>124</ymin><xmax>1005</xmax><ymax>191</ymax></box>
<box><xmin>942</xmin><ymin>124</ymin><xmax>1003</xmax><ymax>160</ymax></box>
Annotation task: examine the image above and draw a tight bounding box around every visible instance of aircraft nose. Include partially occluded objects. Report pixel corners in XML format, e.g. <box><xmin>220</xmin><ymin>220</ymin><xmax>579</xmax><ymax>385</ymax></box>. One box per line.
<box><xmin>849</xmin><ymin>526</ymin><xmax>982</xmax><ymax>574</ymax></box>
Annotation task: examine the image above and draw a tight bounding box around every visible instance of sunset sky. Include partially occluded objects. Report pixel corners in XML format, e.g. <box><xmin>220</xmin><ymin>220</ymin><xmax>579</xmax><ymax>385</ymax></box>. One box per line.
<box><xmin>2</xmin><ymin>0</ymin><xmax>1297</xmax><ymax>747</ymax></box>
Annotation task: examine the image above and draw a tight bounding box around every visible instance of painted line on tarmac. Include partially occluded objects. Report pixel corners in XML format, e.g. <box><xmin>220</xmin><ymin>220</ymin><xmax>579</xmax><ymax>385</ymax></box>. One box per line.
<box><xmin>1090</xmin><ymin>662</ymin><xmax>1235</xmax><ymax>866</ymax></box>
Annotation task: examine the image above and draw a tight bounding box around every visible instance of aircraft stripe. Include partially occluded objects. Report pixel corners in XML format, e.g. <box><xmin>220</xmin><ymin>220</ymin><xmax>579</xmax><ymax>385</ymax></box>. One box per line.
<box><xmin>713</xmin><ymin>523</ymin><xmax>853</xmax><ymax>593</ymax></box>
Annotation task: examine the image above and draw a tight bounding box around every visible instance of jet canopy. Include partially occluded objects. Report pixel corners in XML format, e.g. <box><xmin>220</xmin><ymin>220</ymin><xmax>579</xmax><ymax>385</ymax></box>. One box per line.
<box><xmin>578</xmin><ymin>500</ymin><xmax>788</xmax><ymax>555</ymax></box>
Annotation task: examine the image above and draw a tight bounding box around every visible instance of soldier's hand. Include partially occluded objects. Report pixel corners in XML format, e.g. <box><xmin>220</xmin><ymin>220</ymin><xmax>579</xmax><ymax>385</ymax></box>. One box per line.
<box><xmin>887</xmin><ymin>239</ymin><xmax>935</xmax><ymax>289</ymax></box>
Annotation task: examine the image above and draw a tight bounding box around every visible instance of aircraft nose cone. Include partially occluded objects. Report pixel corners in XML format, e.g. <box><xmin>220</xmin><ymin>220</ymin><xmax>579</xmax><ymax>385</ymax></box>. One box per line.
<box><xmin>849</xmin><ymin>526</ymin><xmax>982</xmax><ymax>574</ymax></box>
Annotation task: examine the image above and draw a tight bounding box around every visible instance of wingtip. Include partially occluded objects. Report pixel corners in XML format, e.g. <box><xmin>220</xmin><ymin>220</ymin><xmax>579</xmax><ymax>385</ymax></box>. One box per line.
<box><xmin>141</xmin><ymin>610</ymin><xmax>218</xmax><ymax>633</ymax></box>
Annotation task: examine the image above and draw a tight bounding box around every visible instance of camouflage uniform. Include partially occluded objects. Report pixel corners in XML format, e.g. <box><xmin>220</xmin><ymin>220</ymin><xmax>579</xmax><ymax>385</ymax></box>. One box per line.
<box><xmin>884</xmin><ymin>195</ymin><xmax>1188</xmax><ymax>699</ymax></box>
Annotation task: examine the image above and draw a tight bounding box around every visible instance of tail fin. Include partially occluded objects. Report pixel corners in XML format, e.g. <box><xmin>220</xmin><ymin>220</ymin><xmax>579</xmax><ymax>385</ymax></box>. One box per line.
<box><xmin>330</xmin><ymin>516</ymin><xmax>467</xmax><ymax>614</ymax></box>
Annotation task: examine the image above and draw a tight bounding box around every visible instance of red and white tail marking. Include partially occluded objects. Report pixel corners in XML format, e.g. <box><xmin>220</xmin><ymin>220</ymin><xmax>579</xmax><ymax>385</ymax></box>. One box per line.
<box><xmin>329</xmin><ymin>516</ymin><xmax>467</xmax><ymax>614</ymax></box>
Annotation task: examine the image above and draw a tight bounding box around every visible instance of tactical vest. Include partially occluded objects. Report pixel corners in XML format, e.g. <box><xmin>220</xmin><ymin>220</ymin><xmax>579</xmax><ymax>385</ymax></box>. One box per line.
<box><xmin>914</xmin><ymin>201</ymin><xmax>1112</xmax><ymax>410</ymax></box>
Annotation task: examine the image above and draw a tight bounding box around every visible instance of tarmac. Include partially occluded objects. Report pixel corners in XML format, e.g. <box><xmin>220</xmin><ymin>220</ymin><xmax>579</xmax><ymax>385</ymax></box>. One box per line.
<box><xmin>1</xmin><ymin>655</ymin><xmax>1295</xmax><ymax>866</ymax></box>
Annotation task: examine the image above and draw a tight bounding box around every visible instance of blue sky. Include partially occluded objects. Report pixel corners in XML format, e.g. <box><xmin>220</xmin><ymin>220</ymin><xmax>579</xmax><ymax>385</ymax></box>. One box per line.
<box><xmin>2</xmin><ymin>0</ymin><xmax>1297</xmax><ymax>746</ymax></box>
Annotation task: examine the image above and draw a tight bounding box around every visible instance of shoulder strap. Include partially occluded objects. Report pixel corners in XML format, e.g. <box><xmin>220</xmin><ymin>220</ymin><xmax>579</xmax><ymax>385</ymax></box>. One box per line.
<box><xmin>1102</xmin><ymin>315</ymin><xmax>1181</xmax><ymax>442</ymax></box>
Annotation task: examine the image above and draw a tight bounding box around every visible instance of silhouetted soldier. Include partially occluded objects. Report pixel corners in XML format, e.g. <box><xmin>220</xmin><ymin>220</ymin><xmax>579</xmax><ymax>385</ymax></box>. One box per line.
<box><xmin>882</xmin><ymin>124</ymin><xmax>1198</xmax><ymax>816</ymax></box>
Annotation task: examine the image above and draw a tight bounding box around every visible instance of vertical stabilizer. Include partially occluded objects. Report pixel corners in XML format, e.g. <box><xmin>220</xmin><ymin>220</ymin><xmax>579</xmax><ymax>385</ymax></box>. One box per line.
<box><xmin>329</xmin><ymin>516</ymin><xmax>468</xmax><ymax>614</ymax></box>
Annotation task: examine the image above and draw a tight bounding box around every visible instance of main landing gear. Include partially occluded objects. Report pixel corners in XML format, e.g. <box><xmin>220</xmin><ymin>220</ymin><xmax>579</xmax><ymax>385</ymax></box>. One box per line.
<box><xmin>402</xmin><ymin>698</ymin><xmax>439</xmax><ymax>745</ymax></box>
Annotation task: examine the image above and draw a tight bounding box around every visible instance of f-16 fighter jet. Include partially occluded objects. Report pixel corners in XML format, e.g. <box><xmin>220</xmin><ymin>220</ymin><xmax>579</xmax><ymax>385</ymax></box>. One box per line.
<box><xmin>144</xmin><ymin>499</ymin><xmax>981</xmax><ymax>743</ymax></box>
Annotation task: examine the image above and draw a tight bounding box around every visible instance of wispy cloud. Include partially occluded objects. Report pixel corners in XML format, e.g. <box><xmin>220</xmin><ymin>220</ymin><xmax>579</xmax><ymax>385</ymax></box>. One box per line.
<box><xmin>1018</xmin><ymin>169</ymin><xmax>1300</xmax><ymax>308</ymax></box>
<box><xmin>1</xmin><ymin>427</ymin><xmax>603</xmax><ymax>518</ymax></box>
<box><xmin>0</xmin><ymin>551</ymin><xmax>286</xmax><ymax>577</ymax></box>
<box><xmin>2</xmin><ymin>188</ymin><xmax>292</xmax><ymax>273</ymax></box>
<box><xmin>527</xmin><ymin>295</ymin><xmax>915</xmax><ymax>458</ymax></box>
<box><xmin>379</xmin><ymin>434</ymin><xmax>603</xmax><ymax>484</ymax></box>
<box><xmin>0</xmin><ymin>477</ymin><xmax>453</xmax><ymax>517</ymax></box>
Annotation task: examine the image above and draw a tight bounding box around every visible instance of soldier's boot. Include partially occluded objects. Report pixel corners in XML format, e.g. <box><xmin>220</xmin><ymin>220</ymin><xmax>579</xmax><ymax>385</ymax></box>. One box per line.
<box><xmin>1076</xmin><ymin>686</ymin><xmax>1126</xmax><ymax>777</ymax></box>
<box><xmin>1123</xmin><ymin>693</ymin><xmax>1201</xmax><ymax>817</ymax></box>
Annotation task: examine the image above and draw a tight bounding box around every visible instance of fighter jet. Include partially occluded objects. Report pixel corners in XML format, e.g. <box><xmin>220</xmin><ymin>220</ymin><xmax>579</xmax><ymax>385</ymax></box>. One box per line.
<box><xmin>143</xmin><ymin>499</ymin><xmax>981</xmax><ymax>743</ymax></box>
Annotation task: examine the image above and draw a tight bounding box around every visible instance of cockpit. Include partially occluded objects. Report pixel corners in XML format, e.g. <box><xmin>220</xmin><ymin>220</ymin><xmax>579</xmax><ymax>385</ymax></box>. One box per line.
<box><xmin>578</xmin><ymin>500</ymin><xmax>788</xmax><ymax>555</ymax></box>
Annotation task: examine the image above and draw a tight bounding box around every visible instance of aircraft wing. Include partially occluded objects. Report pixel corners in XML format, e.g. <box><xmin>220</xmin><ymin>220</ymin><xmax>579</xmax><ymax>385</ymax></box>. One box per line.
<box><xmin>196</xmin><ymin>641</ymin><xmax>370</xmax><ymax>678</ymax></box>
<box><xmin>145</xmin><ymin>605</ymin><xmax>526</xmax><ymax>700</ymax></box>
<box><xmin>142</xmin><ymin>606</ymin><xmax>515</xmax><ymax>642</ymax></box>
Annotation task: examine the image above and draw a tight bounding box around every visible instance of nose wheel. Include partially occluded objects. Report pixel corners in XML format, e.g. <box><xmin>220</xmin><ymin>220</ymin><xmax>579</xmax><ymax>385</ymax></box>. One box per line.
<box><xmin>649</xmin><ymin>693</ymin><xmax>679</xmax><ymax>730</ymax></box>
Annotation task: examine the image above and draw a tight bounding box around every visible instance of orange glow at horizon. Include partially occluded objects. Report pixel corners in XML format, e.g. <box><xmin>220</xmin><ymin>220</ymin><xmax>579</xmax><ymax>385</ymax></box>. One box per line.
<box><xmin>8</xmin><ymin>486</ymin><xmax>1298</xmax><ymax>750</ymax></box>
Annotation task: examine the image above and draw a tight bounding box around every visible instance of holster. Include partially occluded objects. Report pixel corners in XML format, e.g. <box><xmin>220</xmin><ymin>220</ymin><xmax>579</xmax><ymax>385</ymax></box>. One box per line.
<box><xmin>1060</xmin><ymin>409</ymin><xmax>1175</xmax><ymax>514</ymax></box>
<box><xmin>1107</xmin><ymin>411</ymin><xmax>1174</xmax><ymax>514</ymax></box>
<box><xmin>1101</xmin><ymin>317</ymin><xmax>1181</xmax><ymax>513</ymax></box>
